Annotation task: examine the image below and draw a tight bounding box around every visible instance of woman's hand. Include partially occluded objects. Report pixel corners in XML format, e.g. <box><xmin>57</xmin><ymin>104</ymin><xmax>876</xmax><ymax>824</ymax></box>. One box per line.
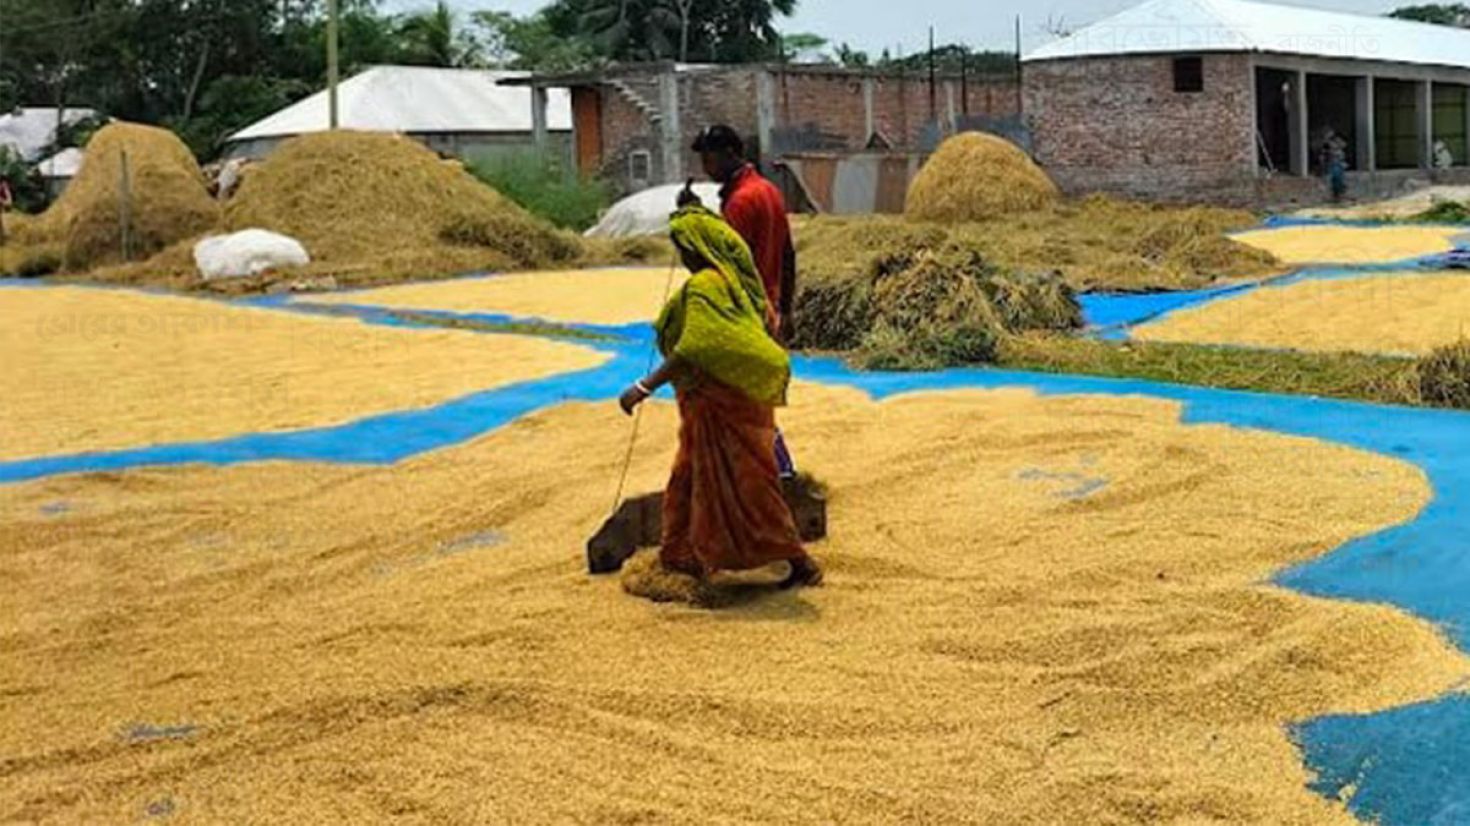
<box><xmin>619</xmin><ymin>383</ymin><xmax>651</xmax><ymax>416</ymax></box>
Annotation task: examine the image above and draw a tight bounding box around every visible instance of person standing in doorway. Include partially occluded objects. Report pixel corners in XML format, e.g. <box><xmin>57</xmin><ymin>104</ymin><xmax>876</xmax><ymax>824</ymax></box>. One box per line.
<box><xmin>1320</xmin><ymin>129</ymin><xmax>1349</xmax><ymax>202</ymax></box>
<box><xmin>681</xmin><ymin>124</ymin><xmax>799</xmax><ymax>478</ymax></box>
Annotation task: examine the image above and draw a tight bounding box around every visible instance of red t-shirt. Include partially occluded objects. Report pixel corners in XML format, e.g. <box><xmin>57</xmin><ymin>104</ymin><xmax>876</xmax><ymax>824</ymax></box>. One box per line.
<box><xmin>720</xmin><ymin>164</ymin><xmax>790</xmax><ymax>310</ymax></box>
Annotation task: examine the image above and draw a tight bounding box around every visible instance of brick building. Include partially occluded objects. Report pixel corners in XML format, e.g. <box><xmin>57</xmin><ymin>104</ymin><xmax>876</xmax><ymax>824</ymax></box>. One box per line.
<box><xmin>507</xmin><ymin>63</ymin><xmax>1018</xmax><ymax>212</ymax></box>
<box><xmin>1022</xmin><ymin>0</ymin><xmax>1470</xmax><ymax>206</ymax></box>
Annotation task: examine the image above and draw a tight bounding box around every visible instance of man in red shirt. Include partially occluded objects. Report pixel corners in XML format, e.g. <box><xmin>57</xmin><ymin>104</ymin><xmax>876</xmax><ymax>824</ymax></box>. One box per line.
<box><xmin>682</xmin><ymin>126</ymin><xmax>799</xmax><ymax>479</ymax></box>
<box><xmin>686</xmin><ymin>125</ymin><xmax>796</xmax><ymax>341</ymax></box>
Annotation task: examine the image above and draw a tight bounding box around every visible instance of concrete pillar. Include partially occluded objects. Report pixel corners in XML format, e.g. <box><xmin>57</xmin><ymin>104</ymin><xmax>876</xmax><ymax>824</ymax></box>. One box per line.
<box><xmin>658</xmin><ymin>71</ymin><xmax>683</xmax><ymax>184</ymax></box>
<box><xmin>1418</xmin><ymin>80</ymin><xmax>1433</xmax><ymax>169</ymax></box>
<box><xmin>1356</xmin><ymin>75</ymin><xmax>1376</xmax><ymax>172</ymax></box>
<box><xmin>1289</xmin><ymin>70</ymin><xmax>1309</xmax><ymax>176</ymax></box>
<box><xmin>1246</xmin><ymin>57</ymin><xmax>1260</xmax><ymax>175</ymax></box>
<box><xmin>755</xmin><ymin>71</ymin><xmax>777</xmax><ymax>161</ymax></box>
<box><xmin>944</xmin><ymin>81</ymin><xmax>957</xmax><ymax>133</ymax></box>
<box><xmin>531</xmin><ymin>85</ymin><xmax>549</xmax><ymax>152</ymax></box>
<box><xmin>863</xmin><ymin>77</ymin><xmax>876</xmax><ymax>143</ymax></box>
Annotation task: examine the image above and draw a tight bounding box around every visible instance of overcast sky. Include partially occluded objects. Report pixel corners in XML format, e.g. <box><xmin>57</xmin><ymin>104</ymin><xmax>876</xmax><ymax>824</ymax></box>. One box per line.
<box><xmin>380</xmin><ymin>0</ymin><xmax>1405</xmax><ymax>55</ymax></box>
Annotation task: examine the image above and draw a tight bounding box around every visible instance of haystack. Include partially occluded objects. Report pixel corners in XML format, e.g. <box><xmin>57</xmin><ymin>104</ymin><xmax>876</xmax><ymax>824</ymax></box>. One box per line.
<box><xmin>44</xmin><ymin>122</ymin><xmax>219</xmax><ymax>270</ymax></box>
<box><xmin>223</xmin><ymin>131</ymin><xmax>579</xmax><ymax>279</ymax></box>
<box><xmin>905</xmin><ymin>132</ymin><xmax>1058</xmax><ymax>223</ymax></box>
<box><xmin>793</xmin><ymin>217</ymin><xmax>1081</xmax><ymax>369</ymax></box>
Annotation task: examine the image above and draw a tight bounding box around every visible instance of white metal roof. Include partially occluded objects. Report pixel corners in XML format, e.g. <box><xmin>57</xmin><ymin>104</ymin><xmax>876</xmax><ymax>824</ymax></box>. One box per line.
<box><xmin>0</xmin><ymin>108</ymin><xmax>97</xmax><ymax>162</ymax></box>
<box><xmin>1024</xmin><ymin>0</ymin><xmax>1470</xmax><ymax>71</ymax></box>
<box><xmin>36</xmin><ymin>147</ymin><xmax>84</xmax><ymax>178</ymax></box>
<box><xmin>227</xmin><ymin>66</ymin><xmax>572</xmax><ymax>143</ymax></box>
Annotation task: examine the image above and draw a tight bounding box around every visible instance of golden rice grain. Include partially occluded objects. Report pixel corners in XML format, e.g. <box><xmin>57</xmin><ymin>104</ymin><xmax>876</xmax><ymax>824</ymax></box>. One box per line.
<box><xmin>1230</xmin><ymin>225</ymin><xmax>1463</xmax><ymax>264</ymax></box>
<box><xmin>305</xmin><ymin>266</ymin><xmax>687</xmax><ymax>325</ymax></box>
<box><xmin>0</xmin><ymin>286</ymin><xmax>607</xmax><ymax>460</ymax></box>
<box><xmin>1</xmin><ymin>383</ymin><xmax>1461</xmax><ymax>823</ymax></box>
<box><xmin>1135</xmin><ymin>272</ymin><xmax>1470</xmax><ymax>356</ymax></box>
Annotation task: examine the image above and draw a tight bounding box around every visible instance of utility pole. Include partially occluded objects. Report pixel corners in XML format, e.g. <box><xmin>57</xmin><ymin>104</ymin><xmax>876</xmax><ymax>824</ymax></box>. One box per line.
<box><xmin>1015</xmin><ymin>15</ymin><xmax>1023</xmax><ymax>116</ymax></box>
<box><xmin>927</xmin><ymin>26</ymin><xmax>936</xmax><ymax>123</ymax></box>
<box><xmin>327</xmin><ymin>0</ymin><xmax>340</xmax><ymax>129</ymax></box>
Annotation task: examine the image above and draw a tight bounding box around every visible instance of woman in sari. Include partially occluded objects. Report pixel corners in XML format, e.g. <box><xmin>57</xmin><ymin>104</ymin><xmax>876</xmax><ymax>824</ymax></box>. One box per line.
<box><xmin>618</xmin><ymin>204</ymin><xmax>822</xmax><ymax>588</ymax></box>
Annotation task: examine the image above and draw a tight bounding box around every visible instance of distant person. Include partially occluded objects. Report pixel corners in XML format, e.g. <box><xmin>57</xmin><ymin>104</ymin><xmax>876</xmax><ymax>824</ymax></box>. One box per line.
<box><xmin>0</xmin><ymin>175</ymin><xmax>13</xmax><ymax>245</ymax></box>
<box><xmin>682</xmin><ymin>124</ymin><xmax>799</xmax><ymax>478</ymax></box>
<box><xmin>1434</xmin><ymin>139</ymin><xmax>1455</xmax><ymax>171</ymax></box>
<box><xmin>619</xmin><ymin>204</ymin><xmax>822</xmax><ymax>588</ymax></box>
<box><xmin>1320</xmin><ymin>129</ymin><xmax>1348</xmax><ymax>202</ymax></box>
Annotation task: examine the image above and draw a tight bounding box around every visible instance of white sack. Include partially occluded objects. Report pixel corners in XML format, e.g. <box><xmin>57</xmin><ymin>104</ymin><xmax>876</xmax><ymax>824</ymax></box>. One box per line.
<box><xmin>193</xmin><ymin>229</ymin><xmax>311</xmax><ymax>280</ymax></box>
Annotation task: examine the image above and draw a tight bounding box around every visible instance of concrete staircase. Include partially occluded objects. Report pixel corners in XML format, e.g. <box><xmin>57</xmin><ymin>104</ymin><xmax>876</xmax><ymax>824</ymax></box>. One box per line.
<box><xmin>609</xmin><ymin>78</ymin><xmax>664</xmax><ymax>125</ymax></box>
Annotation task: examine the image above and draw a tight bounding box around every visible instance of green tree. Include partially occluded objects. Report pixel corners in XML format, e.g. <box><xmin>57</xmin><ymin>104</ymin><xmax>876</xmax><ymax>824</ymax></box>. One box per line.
<box><xmin>546</xmin><ymin>0</ymin><xmax>797</xmax><ymax>64</ymax></box>
<box><xmin>577</xmin><ymin>0</ymin><xmax>680</xmax><ymax>61</ymax></box>
<box><xmin>1389</xmin><ymin>4</ymin><xmax>1470</xmax><ymax>25</ymax></box>
<box><xmin>475</xmin><ymin>9</ymin><xmax>599</xmax><ymax>72</ymax></box>
<box><xmin>834</xmin><ymin>43</ymin><xmax>871</xmax><ymax>68</ymax></box>
<box><xmin>781</xmin><ymin>32</ymin><xmax>829</xmax><ymax>63</ymax></box>
<box><xmin>397</xmin><ymin>1</ymin><xmax>484</xmax><ymax>68</ymax></box>
<box><xmin>882</xmin><ymin>44</ymin><xmax>1018</xmax><ymax>77</ymax></box>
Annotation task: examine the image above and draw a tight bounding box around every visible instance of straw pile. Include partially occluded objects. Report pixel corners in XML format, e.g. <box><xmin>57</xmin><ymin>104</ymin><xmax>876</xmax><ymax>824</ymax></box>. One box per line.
<box><xmin>793</xmin><ymin>218</ymin><xmax>1080</xmax><ymax>368</ymax></box>
<box><xmin>0</xmin><ymin>213</ymin><xmax>62</xmax><ymax>277</ymax></box>
<box><xmin>40</xmin><ymin>123</ymin><xmax>220</xmax><ymax>270</ymax></box>
<box><xmin>2</xmin><ymin>382</ymin><xmax>1463</xmax><ymax>822</ymax></box>
<box><xmin>222</xmin><ymin>131</ymin><xmax>581</xmax><ymax>282</ymax></box>
<box><xmin>0</xmin><ymin>123</ymin><xmax>217</xmax><ymax>274</ymax></box>
<box><xmin>800</xmin><ymin>201</ymin><xmax>1273</xmax><ymax>299</ymax></box>
<box><xmin>905</xmin><ymin>132</ymin><xmax>1059</xmax><ymax>222</ymax></box>
<box><xmin>0</xmin><ymin>286</ymin><xmax>607</xmax><ymax>461</ymax></box>
<box><xmin>1135</xmin><ymin>272</ymin><xmax>1470</xmax><ymax>357</ymax></box>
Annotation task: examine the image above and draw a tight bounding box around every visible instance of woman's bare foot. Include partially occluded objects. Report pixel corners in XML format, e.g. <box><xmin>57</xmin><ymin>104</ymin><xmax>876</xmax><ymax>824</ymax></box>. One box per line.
<box><xmin>780</xmin><ymin>556</ymin><xmax>824</xmax><ymax>589</ymax></box>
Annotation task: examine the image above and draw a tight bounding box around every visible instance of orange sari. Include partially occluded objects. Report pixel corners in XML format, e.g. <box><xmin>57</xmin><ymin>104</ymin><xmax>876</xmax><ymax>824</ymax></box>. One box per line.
<box><xmin>659</xmin><ymin>374</ymin><xmax>806</xmax><ymax>576</ymax></box>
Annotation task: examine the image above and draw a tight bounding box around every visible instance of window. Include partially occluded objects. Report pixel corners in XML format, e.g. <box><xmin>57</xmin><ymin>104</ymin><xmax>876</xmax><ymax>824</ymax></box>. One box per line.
<box><xmin>628</xmin><ymin>150</ymin><xmax>652</xmax><ymax>187</ymax></box>
<box><xmin>1173</xmin><ymin>57</ymin><xmax>1204</xmax><ymax>93</ymax></box>
<box><xmin>1376</xmin><ymin>79</ymin><xmax>1419</xmax><ymax>169</ymax></box>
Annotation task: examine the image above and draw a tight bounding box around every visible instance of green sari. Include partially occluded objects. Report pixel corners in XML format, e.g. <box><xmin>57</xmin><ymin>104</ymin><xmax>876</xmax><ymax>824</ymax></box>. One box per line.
<box><xmin>655</xmin><ymin>205</ymin><xmax>791</xmax><ymax>407</ymax></box>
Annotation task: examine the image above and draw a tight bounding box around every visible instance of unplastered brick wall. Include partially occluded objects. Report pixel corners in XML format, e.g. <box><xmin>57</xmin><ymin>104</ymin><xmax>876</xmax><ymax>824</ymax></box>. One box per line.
<box><xmin>765</xmin><ymin>69</ymin><xmax>1020</xmax><ymax>154</ymax></box>
<box><xmin>774</xmin><ymin>71</ymin><xmax>871</xmax><ymax>150</ymax></box>
<box><xmin>592</xmin><ymin>64</ymin><xmax>1024</xmax><ymax>195</ymax></box>
<box><xmin>1024</xmin><ymin>54</ymin><xmax>1256</xmax><ymax>204</ymax></box>
<box><xmin>675</xmin><ymin>69</ymin><xmax>760</xmax><ymax>181</ymax></box>
<box><xmin>598</xmin><ymin>81</ymin><xmax>661</xmax><ymax>191</ymax></box>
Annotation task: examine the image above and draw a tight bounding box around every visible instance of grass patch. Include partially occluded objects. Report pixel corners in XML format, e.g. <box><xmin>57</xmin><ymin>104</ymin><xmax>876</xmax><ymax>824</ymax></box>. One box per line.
<box><xmin>996</xmin><ymin>333</ymin><xmax>1420</xmax><ymax>406</ymax></box>
<box><xmin>467</xmin><ymin>151</ymin><xmax>611</xmax><ymax>232</ymax></box>
<box><xmin>1414</xmin><ymin>340</ymin><xmax>1470</xmax><ymax>408</ymax></box>
<box><xmin>1411</xmin><ymin>201</ymin><xmax>1470</xmax><ymax>224</ymax></box>
<box><xmin>385</xmin><ymin>309</ymin><xmax>620</xmax><ymax>342</ymax></box>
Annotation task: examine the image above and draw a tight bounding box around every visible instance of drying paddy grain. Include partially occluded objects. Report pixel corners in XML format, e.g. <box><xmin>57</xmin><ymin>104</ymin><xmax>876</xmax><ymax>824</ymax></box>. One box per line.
<box><xmin>1135</xmin><ymin>272</ymin><xmax>1470</xmax><ymax>356</ymax></box>
<box><xmin>304</xmin><ymin>266</ymin><xmax>688</xmax><ymax>325</ymax></box>
<box><xmin>1231</xmin><ymin>225</ymin><xmax>1464</xmax><ymax>265</ymax></box>
<box><xmin>2</xmin><ymin>383</ymin><xmax>1462</xmax><ymax>823</ymax></box>
<box><xmin>0</xmin><ymin>286</ymin><xmax>607</xmax><ymax>461</ymax></box>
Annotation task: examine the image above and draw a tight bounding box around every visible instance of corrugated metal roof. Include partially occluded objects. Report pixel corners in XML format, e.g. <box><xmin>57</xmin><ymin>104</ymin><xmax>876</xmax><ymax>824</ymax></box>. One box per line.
<box><xmin>1024</xmin><ymin>0</ymin><xmax>1470</xmax><ymax>71</ymax></box>
<box><xmin>0</xmin><ymin>108</ymin><xmax>98</xmax><ymax>162</ymax></box>
<box><xmin>227</xmin><ymin>65</ymin><xmax>572</xmax><ymax>143</ymax></box>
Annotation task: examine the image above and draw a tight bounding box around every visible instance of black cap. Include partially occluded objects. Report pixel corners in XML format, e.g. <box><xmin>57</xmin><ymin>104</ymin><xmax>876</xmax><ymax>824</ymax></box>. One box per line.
<box><xmin>691</xmin><ymin>125</ymin><xmax>744</xmax><ymax>156</ymax></box>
